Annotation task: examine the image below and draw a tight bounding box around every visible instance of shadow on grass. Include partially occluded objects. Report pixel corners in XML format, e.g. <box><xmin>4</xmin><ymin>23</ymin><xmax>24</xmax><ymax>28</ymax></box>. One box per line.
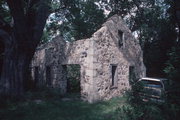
<box><xmin>0</xmin><ymin>93</ymin><xmax>126</xmax><ymax>120</ymax></box>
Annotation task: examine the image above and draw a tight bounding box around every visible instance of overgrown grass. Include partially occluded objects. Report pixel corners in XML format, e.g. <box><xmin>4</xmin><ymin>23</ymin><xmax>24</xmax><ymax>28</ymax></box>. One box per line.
<box><xmin>0</xmin><ymin>89</ymin><xmax>127</xmax><ymax>120</ymax></box>
<box><xmin>1</xmin><ymin>87</ymin><xmax>180</xmax><ymax>120</ymax></box>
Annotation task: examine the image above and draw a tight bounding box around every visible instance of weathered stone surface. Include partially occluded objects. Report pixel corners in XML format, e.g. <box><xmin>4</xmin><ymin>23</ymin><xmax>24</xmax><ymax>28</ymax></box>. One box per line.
<box><xmin>31</xmin><ymin>15</ymin><xmax>146</xmax><ymax>103</ymax></box>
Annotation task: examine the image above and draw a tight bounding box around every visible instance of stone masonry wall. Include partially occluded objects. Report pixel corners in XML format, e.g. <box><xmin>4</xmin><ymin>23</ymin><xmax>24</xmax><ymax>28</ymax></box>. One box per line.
<box><xmin>90</xmin><ymin>15</ymin><xmax>146</xmax><ymax>101</ymax></box>
<box><xmin>63</xmin><ymin>39</ymin><xmax>95</xmax><ymax>102</ymax></box>
<box><xmin>32</xmin><ymin>38</ymin><xmax>95</xmax><ymax>102</ymax></box>
<box><xmin>31</xmin><ymin>14</ymin><xmax>146</xmax><ymax>103</ymax></box>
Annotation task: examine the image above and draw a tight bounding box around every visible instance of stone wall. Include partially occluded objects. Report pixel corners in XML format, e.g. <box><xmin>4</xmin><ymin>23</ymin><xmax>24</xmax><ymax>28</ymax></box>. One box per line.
<box><xmin>90</xmin><ymin>15</ymin><xmax>146</xmax><ymax>101</ymax></box>
<box><xmin>31</xmin><ymin>14</ymin><xmax>146</xmax><ymax>103</ymax></box>
<box><xmin>63</xmin><ymin>39</ymin><xmax>95</xmax><ymax>102</ymax></box>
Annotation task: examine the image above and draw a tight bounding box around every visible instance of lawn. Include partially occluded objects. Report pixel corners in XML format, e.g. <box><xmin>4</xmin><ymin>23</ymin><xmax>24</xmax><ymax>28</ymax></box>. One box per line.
<box><xmin>0</xmin><ymin>93</ymin><xmax>127</xmax><ymax>120</ymax></box>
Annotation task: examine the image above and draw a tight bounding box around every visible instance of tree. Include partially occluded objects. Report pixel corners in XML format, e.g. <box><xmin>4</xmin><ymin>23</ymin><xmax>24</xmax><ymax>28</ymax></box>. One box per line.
<box><xmin>0</xmin><ymin>0</ymin><xmax>104</xmax><ymax>97</ymax></box>
<box><xmin>62</xmin><ymin>0</ymin><xmax>105</xmax><ymax>40</ymax></box>
<box><xmin>164</xmin><ymin>0</ymin><xmax>180</xmax><ymax>83</ymax></box>
<box><xmin>99</xmin><ymin>0</ymin><xmax>177</xmax><ymax>77</ymax></box>
<box><xmin>43</xmin><ymin>0</ymin><xmax>105</xmax><ymax>42</ymax></box>
<box><xmin>0</xmin><ymin>0</ymin><xmax>53</xmax><ymax>97</ymax></box>
<box><xmin>174</xmin><ymin>0</ymin><xmax>180</xmax><ymax>43</ymax></box>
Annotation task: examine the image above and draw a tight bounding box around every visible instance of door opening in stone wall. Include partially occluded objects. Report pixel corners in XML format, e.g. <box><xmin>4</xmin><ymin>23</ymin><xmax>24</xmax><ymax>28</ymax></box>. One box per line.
<box><xmin>129</xmin><ymin>66</ymin><xmax>135</xmax><ymax>84</ymax></box>
<box><xmin>111</xmin><ymin>65</ymin><xmax>118</xmax><ymax>86</ymax></box>
<box><xmin>63</xmin><ymin>64</ymin><xmax>81</xmax><ymax>93</ymax></box>
<box><xmin>34</xmin><ymin>66</ymin><xmax>39</xmax><ymax>86</ymax></box>
<box><xmin>46</xmin><ymin>66</ymin><xmax>52</xmax><ymax>86</ymax></box>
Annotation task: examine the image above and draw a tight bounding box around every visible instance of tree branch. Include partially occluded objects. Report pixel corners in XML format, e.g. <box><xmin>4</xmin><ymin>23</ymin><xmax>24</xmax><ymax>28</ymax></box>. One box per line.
<box><xmin>31</xmin><ymin>0</ymin><xmax>51</xmax><ymax>47</ymax></box>
<box><xmin>6</xmin><ymin>0</ymin><xmax>28</xmax><ymax>45</ymax></box>
<box><xmin>6</xmin><ymin>0</ymin><xmax>26</xmax><ymax>27</ymax></box>
<box><xmin>51</xmin><ymin>6</ymin><xmax>66</xmax><ymax>13</ymax></box>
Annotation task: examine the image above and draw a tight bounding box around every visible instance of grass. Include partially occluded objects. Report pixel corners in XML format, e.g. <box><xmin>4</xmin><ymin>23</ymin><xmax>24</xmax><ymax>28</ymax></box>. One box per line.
<box><xmin>0</xmin><ymin>93</ymin><xmax>127</xmax><ymax>120</ymax></box>
<box><xmin>1</xmin><ymin>88</ymin><xmax>180</xmax><ymax>120</ymax></box>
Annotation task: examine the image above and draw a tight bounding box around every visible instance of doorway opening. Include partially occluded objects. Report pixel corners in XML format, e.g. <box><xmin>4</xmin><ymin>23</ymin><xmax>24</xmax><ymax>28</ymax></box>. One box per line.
<box><xmin>63</xmin><ymin>64</ymin><xmax>81</xmax><ymax>93</ymax></box>
<box><xmin>34</xmin><ymin>66</ymin><xmax>39</xmax><ymax>87</ymax></box>
<box><xmin>129</xmin><ymin>66</ymin><xmax>136</xmax><ymax>84</ymax></box>
<box><xmin>46</xmin><ymin>66</ymin><xmax>52</xmax><ymax>86</ymax></box>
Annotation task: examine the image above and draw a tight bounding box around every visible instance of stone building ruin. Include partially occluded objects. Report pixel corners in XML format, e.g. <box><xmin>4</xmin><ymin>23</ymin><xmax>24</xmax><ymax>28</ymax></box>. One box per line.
<box><xmin>31</xmin><ymin>15</ymin><xmax>146</xmax><ymax>103</ymax></box>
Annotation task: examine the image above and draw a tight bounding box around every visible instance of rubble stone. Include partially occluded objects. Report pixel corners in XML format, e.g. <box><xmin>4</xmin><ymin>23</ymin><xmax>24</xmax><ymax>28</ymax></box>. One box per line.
<box><xmin>31</xmin><ymin>15</ymin><xmax>146</xmax><ymax>103</ymax></box>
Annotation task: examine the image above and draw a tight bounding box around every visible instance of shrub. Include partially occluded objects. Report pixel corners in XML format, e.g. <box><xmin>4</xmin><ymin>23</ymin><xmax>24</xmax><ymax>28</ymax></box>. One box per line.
<box><xmin>116</xmin><ymin>79</ymin><xmax>180</xmax><ymax>120</ymax></box>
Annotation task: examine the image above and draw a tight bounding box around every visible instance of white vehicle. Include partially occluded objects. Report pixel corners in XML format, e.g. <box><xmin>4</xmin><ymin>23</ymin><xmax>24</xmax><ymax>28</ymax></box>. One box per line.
<box><xmin>137</xmin><ymin>77</ymin><xmax>169</xmax><ymax>102</ymax></box>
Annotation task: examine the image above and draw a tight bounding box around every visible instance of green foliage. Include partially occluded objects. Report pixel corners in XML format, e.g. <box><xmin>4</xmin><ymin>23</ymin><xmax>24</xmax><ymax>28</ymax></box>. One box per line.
<box><xmin>41</xmin><ymin>29</ymin><xmax>52</xmax><ymax>43</ymax></box>
<box><xmin>164</xmin><ymin>46</ymin><xmax>180</xmax><ymax>82</ymax></box>
<box><xmin>99</xmin><ymin>0</ymin><xmax>177</xmax><ymax>77</ymax></box>
<box><xmin>44</xmin><ymin>0</ymin><xmax>106</xmax><ymax>42</ymax></box>
<box><xmin>0</xmin><ymin>1</ymin><xmax>11</xmax><ymax>23</ymax></box>
<box><xmin>115</xmin><ymin>105</ymin><xmax>143</xmax><ymax>120</ymax></box>
<box><xmin>42</xmin><ymin>0</ymin><xmax>178</xmax><ymax>78</ymax></box>
<box><xmin>0</xmin><ymin>93</ymin><xmax>126</xmax><ymax>120</ymax></box>
<box><xmin>1</xmin><ymin>88</ymin><xmax>180</xmax><ymax>120</ymax></box>
<box><xmin>137</xmin><ymin>1</ymin><xmax>177</xmax><ymax>77</ymax></box>
<box><xmin>125</xmin><ymin>83</ymin><xmax>144</xmax><ymax>106</ymax></box>
<box><xmin>120</xmin><ymin>79</ymin><xmax>180</xmax><ymax>120</ymax></box>
<box><xmin>115</xmin><ymin>103</ymin><xmax>168</xmax><ymax>120</ymax></box>
<box><xmin>66</xmin><ymin>65</ymin><xmax>81</xmax><ymax>93</ymax></box>
<box><xmin>67</xmin><ymin>0</ymin><xmax>105</xmax><ymax>40</ymax></box>
<box><xmin>164</xmin><ymin>46</ymin><xmax>180</xmax><ymax>104</ymax></box>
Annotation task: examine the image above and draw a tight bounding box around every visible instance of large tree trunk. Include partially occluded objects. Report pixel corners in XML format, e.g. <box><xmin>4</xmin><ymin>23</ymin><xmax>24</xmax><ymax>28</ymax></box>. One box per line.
<box><xmin>0</xmin><ymin>29</ymin><xmax>36</xmax><ymax>96</ymax></box>
<box><xmin>0</xmin><ymin>38</ymin><xmax>33</xmax><ymax>96</ymax></box>
<box><xmin>0</xmin><ymin>0</ymin><xmax>51</xmax><ymax>97</ymax></box>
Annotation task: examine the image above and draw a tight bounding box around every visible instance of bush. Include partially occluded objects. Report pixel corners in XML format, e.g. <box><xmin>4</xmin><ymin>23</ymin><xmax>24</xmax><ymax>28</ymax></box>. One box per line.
<box><xmin>115</xmin><ymin>105</ymin><xmax>143</xmax><ymax>120</ymax></box>
<box><xmin>116</xmin><ymin>80</ymin><xmax>180</xmax><ymax>120</ymax></box>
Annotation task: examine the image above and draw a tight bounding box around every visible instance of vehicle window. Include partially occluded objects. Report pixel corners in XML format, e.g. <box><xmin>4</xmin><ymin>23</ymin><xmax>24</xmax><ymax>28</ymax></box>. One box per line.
<box><xmin>140</xmin><ymin>80</ymin><xmax>163</xmax><ymax>88</ymax></box>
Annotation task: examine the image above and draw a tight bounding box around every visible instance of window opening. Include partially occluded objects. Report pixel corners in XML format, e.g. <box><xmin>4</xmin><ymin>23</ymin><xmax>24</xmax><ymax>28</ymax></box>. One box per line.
<box><xmin>46</xmin><ymin>66</ymin><xmax>51</xmax><ymax>86</ymax></box>
<box><xmin>111</xmin><ymin>65</ymin><xmax>117</xmax><ymax>86</ymax></box>
<box><xmin>118</xmin><ymin>30</ymin><xmax>124</xmax><ymax>48</ymax></box>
